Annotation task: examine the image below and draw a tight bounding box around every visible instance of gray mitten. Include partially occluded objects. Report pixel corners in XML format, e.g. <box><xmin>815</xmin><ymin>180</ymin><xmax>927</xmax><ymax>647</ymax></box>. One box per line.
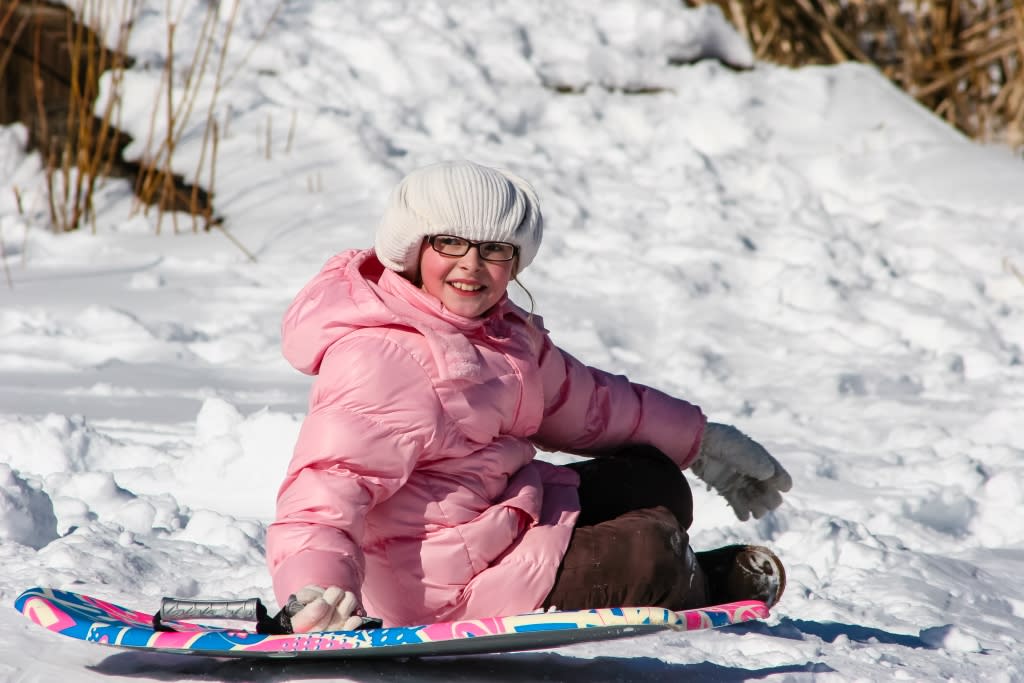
<box><xmin>690</xmin><ymin>422</ymin><xmax>792</xmax><ymax>520</ymax></box>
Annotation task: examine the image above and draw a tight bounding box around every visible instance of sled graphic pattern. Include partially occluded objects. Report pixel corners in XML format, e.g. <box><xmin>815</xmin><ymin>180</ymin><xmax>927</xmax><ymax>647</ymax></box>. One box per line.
<box><xmin>15</xmin><ymin>586</ymin><xmax>769</xmax><ymax>659</ymax></box>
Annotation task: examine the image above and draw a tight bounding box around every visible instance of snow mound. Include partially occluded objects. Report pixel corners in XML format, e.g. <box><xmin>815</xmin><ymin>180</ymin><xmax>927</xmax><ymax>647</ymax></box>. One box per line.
<box><xmin>0</xmin><ymin>465</ymin><xmax>58</xmax><ymax>549</ymax></box>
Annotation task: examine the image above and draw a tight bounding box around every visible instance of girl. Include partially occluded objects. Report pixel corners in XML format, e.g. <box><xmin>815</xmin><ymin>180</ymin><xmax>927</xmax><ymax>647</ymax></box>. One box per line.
<box><xmin>266</xmin><ymin>160</ymin><xmax>792</xmax><ymax>632</ymax></box>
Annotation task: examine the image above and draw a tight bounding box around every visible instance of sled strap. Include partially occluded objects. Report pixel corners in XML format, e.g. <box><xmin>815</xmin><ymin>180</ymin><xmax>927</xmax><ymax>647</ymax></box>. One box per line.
<box><xmin>153</xmin><ymin>597</ymin><xmax>291</xmax><ymax>634</ymax></box>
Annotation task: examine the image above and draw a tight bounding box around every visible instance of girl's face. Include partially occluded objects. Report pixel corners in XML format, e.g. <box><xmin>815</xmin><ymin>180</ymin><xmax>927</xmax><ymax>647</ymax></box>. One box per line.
<box><xmin>417</xmin><ymin>238</ymin><xmax>516</xmax><ymax>318</ymax></box>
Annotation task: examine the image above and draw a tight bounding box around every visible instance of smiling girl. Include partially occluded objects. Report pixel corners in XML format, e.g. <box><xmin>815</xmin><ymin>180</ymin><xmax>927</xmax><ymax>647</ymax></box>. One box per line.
<box><xmin>266</xmin><ymin>160</ymin><xmax>792</xmax><ymax>631</ymax></box>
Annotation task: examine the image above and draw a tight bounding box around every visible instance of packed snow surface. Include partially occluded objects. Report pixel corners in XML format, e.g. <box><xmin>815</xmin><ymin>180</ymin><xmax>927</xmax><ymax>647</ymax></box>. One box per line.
<box><xmin>2</xmin><ymin>0</ymin><xmax>1023</xmax><ymax>680</ymax></box>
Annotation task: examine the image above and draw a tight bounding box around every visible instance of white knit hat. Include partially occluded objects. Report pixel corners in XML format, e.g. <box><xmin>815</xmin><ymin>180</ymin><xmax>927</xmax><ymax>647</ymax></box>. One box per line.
<box><xmin>374</xmin><ymin>160</ymin><xmax>543</xmax><ymax>274</ymax></box>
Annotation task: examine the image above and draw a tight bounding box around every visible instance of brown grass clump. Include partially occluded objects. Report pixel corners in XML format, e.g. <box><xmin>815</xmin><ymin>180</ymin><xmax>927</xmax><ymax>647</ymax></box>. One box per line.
<box><xmin>2</xmin><ymin>0</ymin><xmax>135</xmax><ymax>232</ymax></box>
<box><xmin>1</xmin><ymin>0</ymin><xmax>291</xmax><ymax>263</ymax></box>
<box><xmin>686</xmin><ymin>0</ymin><xmax>1024</xmax><ymax>151</ymax></box>
<box><xmin>1</xmin><ymin>0</ymin><xmax>220</xmax><ymax>233</ymax></box>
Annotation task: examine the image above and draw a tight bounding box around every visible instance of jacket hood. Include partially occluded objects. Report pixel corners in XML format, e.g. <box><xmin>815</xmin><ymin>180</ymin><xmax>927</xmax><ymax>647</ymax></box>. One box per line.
<box><xmin>282</xmin><ymin>249</ymin><xmax>531</xmax><ymax>382</ymax></box>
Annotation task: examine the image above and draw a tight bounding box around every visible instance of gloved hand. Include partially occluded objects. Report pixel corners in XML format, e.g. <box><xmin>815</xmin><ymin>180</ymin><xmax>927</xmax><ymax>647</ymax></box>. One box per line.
<box><xmin>690</xmin><ymin>422</ymin><xmax>792</xmax><ymax>521</ymax></box>
<box><xmin>285</xmin><ymin>585</ymin><xmax>364</xmax><ymax>632</ymax></box>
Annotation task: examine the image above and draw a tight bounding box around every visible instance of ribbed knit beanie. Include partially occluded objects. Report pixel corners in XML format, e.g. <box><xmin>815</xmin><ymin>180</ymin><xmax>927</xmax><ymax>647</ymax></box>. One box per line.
<box><xmin>374</xmin><ymin>160</ymin><xmax>543</xmax><ymax>274</ymax></box>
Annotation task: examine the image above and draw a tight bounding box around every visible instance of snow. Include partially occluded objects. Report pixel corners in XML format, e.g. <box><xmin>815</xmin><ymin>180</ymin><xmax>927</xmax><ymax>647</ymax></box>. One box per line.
<box><xmin>2</xmin><ymin>0</ymin><xmax>1023</xmax><ymax>679</ymax></box>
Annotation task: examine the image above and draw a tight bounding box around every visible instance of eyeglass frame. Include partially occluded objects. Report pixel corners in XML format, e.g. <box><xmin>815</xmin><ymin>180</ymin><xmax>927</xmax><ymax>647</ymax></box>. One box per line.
<box><xmin>426</xmin><ymin>234</ymin><xmax>519</xmax><ymax>263</ymax></box>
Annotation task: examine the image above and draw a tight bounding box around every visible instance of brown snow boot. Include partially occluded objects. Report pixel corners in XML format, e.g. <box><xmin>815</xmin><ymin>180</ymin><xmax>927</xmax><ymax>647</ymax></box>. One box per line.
<box><xmin>696</xmin><ymin>545</ymin><xmax>787</xmax><ymax>608</ymax></box>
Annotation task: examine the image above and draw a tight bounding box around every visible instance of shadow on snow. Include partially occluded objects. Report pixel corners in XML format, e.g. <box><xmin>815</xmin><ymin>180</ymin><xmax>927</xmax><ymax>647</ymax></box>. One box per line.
<box><xmin>91</xmin><ymin>650</ymin><xmax>827</xmax><ymax>682</ymax></box>
<box><xmin>734</xmin><ymin>618</ymin><xmax>932</xmax><ymax>649</ymax></box>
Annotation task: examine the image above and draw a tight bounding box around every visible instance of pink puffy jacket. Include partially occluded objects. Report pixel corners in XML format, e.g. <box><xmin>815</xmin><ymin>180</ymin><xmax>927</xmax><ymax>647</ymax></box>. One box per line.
<box><xmin>266</xmin><ymin>249</ymin><xmax>706</xmax><ymax>626</ymax></box>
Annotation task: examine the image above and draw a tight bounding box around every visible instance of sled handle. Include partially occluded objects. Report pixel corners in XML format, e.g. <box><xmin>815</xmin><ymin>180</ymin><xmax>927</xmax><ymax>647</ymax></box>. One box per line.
<box><xmin>153</xmin><ymin>597</ymin><xmax>382</xmax><ymax>634</ymax></box>
<box><xmin>158</xmin><ymin>597</ymin><xmax>263</xmax><ymax>622</ymax></box>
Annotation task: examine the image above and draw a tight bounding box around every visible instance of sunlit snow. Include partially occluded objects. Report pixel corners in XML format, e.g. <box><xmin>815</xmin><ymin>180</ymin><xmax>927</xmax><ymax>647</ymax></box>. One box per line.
<box><xmin>1</xmin><ymin>1</ymin><xmax>1023</xmax><ymax>680</ymax></box>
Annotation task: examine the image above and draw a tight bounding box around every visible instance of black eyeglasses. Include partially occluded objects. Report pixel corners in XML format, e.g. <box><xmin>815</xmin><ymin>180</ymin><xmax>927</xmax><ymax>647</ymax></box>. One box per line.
<box><xmin>428</xmin><ymin>235</ymin><xmax>518</xmax><ymax>262</ymax></box>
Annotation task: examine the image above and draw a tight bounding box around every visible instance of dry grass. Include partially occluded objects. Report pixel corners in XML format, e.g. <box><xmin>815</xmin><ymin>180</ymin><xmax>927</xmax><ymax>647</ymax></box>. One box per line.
<box><xmin>119</xmin><ymin>0</ymin><xmax>237</xmax><ymax>235</ymax></box>
<box><xmin>51</xmin><ymin>0</ymin><xmax>134</xmax><ymax>233</ymax></box>
<box><xmin>1</xmin><ymin>0</ymin><xmax>282</xmax><ymax>261</ymax></box>
<box><xmin>2</xmin><ymin>0</ymin><xmax>177</xmax><ymax>233</ymax></box>
<box><xmin>687</xmin><ymin>0</ymin><xmax>1024</xmax><ymax>151</ymax></box>
<box><xmin>1</xmin><ymin>0</ymin><xmax>134</xmax><ymax>232</ymax></box>
<box><xmin>116</xmin><ymin>0</ymin><xmax>282</xmax><ymax>253</ymax></box>
<box><xmin>129</xmin><ymin>0</ymin><xmax>257</xmax><ymax>235</ymax></box>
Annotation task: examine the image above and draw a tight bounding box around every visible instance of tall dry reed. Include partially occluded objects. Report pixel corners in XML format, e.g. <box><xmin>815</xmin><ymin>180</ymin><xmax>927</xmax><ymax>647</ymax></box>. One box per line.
<box><xmin>2</xmin><ymin>0</ymin><xmax>281</xmax><ymax>255</ymax></box>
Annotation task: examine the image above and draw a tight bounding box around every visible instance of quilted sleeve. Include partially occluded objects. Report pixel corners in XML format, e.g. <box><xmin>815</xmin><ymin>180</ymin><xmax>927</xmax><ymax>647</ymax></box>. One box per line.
<box><xmin>266</xmin><ymin>334</ymin><xmax>443</xmax><ymax>607</ymax></box>
<box><xmin>530</xmin><ymin>335</ymin><xmax>706</xmax><ymax>468</ymax></box>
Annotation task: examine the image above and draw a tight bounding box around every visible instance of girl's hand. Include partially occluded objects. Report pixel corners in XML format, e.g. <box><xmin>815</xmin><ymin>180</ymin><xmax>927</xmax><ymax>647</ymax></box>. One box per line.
<box><xmin>690</xmin><ymin>422</ymin><xmax>792</xmax><ymax>521</ymax></box>
<box><xmin>285</xmin><ymin>585</ymin><xmax>364</xmax><ymax>632</ymax></box>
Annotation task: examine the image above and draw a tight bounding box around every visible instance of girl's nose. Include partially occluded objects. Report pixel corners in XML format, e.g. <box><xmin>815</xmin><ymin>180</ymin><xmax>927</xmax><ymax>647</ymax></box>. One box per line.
<box><xmin>457</xmin><ymin>247</ymin><xmax>485</xmax><ymax>268</ymax></box>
